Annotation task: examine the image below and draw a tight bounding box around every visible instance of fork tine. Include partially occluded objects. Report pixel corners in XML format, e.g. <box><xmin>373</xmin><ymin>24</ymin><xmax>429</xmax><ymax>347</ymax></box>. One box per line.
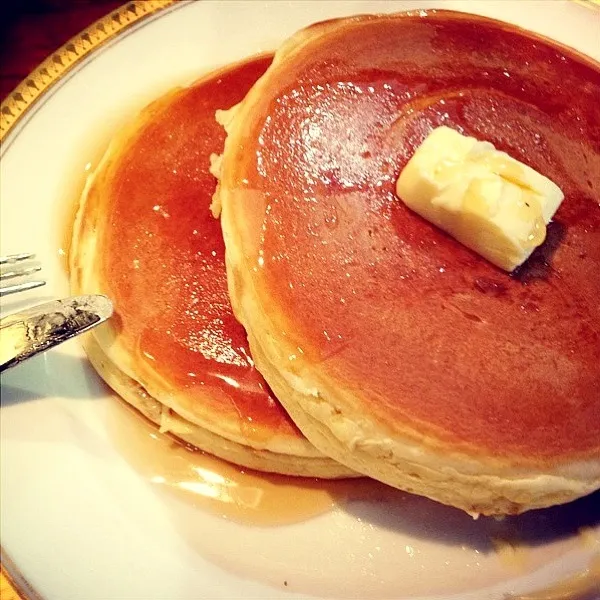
<box><xmin>0</xmin><ymin>265</ymin><xmax>42</xmax><ymax>281</ymax></box>
<box><xmin>0</xmin><ymin>280</ymin><xmax>46</xmax><ymax>297</ymax></box>
<box><xmin>0</xmin><ymin>253</ymin><xmax>36</xmax><ymax>265</ymax></box>
<box><xmin>0</xmin><ymin>253</ymin><xmax>44</xmax><ymax>296</ymax></box>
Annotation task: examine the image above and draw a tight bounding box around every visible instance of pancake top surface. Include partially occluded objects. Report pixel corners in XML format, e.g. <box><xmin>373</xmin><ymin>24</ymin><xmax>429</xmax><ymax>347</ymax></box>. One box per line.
<box><xmin>91</xmin><ymin>56</ymin><xmax>307</xmax><ymax>443</ymax></box>
<box><xmin>221</xmin><ymin>11</ymin><xmax>600</xmax><ymax>462</ymax></box>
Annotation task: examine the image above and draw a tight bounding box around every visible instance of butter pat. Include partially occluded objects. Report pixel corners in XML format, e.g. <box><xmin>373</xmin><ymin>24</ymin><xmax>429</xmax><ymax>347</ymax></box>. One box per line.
<box><xmin>396</xmin><ymin>126</ymin><xmax>564</xmax><ymax>271</ymax></box>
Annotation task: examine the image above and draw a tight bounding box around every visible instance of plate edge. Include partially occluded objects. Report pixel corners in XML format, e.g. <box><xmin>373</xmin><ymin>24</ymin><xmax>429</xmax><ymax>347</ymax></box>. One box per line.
<box><xmin>0</xmin><ymin>0</ymin><xmax>179</xmax><ymax>143</ymax></box>
<box><xmin>0</xmin><ymin>549</ymin><xmax>42</xmax><ymax>600</ymax></box>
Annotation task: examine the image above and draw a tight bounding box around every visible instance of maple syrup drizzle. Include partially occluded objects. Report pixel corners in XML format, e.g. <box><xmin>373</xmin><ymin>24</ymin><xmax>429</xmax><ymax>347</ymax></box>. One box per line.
<box><xmin>106</xmin><ymin>394</ymin><xmax>399</xmax><ymax>526</ymax></box>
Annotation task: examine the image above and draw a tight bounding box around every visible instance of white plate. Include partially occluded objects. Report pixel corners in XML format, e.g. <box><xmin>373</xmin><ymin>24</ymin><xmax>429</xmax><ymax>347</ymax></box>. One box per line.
<box><xmin>1</xmin><ymin>1</ymin><xmax>599</xmax><ymax>599</ymax></box>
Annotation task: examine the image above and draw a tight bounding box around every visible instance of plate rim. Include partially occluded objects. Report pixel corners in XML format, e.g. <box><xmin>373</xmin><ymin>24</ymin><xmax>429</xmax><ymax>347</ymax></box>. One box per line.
<box><xmin>1</xmin><ymin>1</ymin><xmax>599</xmax><ymax>599</ymax></box>
<box><xmin>0</xmin><ymin>0</ymin><xmax>178</xmax><ymax>143</ymax></box>
<box><xmin>1</xmin><ymin>0</ymin><xmax>599</xmax><ymax>145</ymax></box>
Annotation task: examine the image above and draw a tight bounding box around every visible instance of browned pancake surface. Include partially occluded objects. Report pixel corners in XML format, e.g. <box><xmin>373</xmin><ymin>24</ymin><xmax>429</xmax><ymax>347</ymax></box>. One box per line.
<box><xmin>222</xmin><ymin>12</ymin><xmax>600</xmax><ymax>462</ymax></box>
<box><xmin>92</xmin><ymin>56</ymin><xmax>308</xmax><ymax>442</ymax></box>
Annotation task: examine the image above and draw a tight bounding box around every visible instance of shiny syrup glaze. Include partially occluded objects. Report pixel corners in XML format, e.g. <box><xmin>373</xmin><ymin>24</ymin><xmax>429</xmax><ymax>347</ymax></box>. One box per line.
<box><xmin>97</xmin><ymin>56</ymin><xmax>304</xmax><ymax>440</ymax></box>
<box><xmin>107</xmin><ymin>395</ymin><xmax>357</xmax><ymax>525</ymax></box>
<box><xmin>107</xmin><ymin>393</ymin><xmax>600</xmax><ymax>597</ymax></box>
<box><xmin>228</xmin><ymin>11</ymin><xmax>600</xmax><ymax>461</ymax></box>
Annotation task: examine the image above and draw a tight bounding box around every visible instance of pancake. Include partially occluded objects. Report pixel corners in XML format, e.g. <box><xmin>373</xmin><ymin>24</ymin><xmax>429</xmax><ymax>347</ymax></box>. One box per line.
<box><xmin>70</xmin><ymin>56</ymin><xmax>355</xmax><ymax>478</ymax></box>
<box><xmin>213</xmin><ymin>11</ymin><xmax>600</xmax><ymax>514</ymax></box>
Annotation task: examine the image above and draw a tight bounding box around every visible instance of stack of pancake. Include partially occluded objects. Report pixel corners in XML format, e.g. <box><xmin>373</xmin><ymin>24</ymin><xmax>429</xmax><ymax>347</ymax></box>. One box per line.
<box><xmin>70</xmin><ymin>57</ymin><xmax>354</xmax><ymax>479</ymax></box>
<box><xmin>71</xmin><ymin>10</ymin><xmax>600</xmax><ymax>516</ymax></box>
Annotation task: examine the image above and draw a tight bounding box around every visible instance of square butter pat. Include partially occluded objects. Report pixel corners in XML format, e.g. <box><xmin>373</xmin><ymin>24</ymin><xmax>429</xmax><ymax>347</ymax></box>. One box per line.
<box><xmin>395</xmin><ymin>126</ymin><xmax>564</xmax><ymax>271</ymax></box>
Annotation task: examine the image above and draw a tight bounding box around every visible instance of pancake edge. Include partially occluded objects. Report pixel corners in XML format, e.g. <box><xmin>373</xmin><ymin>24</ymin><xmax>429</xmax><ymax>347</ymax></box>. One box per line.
<box><xmin>68</xmin><ymin>81</ymin><xmax>356</xmax><ymax>478</ymax></box>
<box><xmin>214</xmin><ymin>11</ymin><xmax>600</xmax><ymax>515</ymax></box>
<box><xmin>83</xmin><ymin>333</ymin><xmax>355</xmax><ymax>478</ymax></box>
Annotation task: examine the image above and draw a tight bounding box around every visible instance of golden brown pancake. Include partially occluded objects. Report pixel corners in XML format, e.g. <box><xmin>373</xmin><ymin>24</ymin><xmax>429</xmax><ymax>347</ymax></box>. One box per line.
<box><xmin>214</xmin><ymin>11</ymin><xmax>600</xmax><ymax>514</ymax></box>
<box><xmin>70</xmin><ymin>56</ymin><xmax>355</xmax><ymax>478</ymax></box>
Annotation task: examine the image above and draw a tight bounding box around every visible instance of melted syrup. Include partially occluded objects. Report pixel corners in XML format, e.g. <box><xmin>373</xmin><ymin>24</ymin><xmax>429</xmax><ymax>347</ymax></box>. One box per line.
<box><xmin>86</xmin><ymin>54</ymin><xmax>305</xmax><ymax>444</ymax></box>
<box><xmin>106</xmin><ymin>394</ymin><xmax>395</xmax><ymax>526</ymax></box>
<box><xmin>104</xmin><ymin>390</ymin><xmax>600</xmax><ymax>598</ymax></box>
<box><xmin>230</xmin><ymin>10</ymin><xmax>600</xmax><ymax>460</ymax></box>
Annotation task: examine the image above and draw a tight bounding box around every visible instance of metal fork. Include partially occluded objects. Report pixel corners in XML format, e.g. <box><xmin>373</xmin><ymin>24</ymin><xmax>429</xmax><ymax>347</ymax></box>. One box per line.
<box><xmin>0</xmin><ymin>253</ymin><xmax>46</xmax><ymax>296</ymax></box>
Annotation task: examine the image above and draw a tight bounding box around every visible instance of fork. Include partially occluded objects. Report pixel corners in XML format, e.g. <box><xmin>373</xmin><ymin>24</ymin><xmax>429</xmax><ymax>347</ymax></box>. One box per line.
<box><xmin>0</xmin><ymin>253</ymin><xmax>46</xmax><ymax>296</ymax></box>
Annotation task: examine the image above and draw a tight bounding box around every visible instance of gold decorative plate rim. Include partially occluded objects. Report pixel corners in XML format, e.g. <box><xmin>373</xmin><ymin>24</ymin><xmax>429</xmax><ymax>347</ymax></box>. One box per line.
<box><xmin>0</xmin><ymin>0</ymin><xmax>179</xmax><ymax>143</ymax></box>
<box><xmin>0</xmin><ymin>555</ymin><xmax>42</xmax><ymax>600</ymax></box>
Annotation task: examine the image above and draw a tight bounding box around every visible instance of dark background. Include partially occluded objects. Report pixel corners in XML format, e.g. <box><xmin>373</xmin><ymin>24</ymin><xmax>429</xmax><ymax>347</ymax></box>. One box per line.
<box><xmin>1</xmin><ymin>0</ymin><xmax>125</xmax><ymax>100</ymax></box>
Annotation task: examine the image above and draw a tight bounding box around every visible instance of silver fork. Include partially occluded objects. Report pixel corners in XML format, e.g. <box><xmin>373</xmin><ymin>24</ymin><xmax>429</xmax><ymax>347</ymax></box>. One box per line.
<box><xmin>0</xmin><ymin>253</ymin><xmax>46</xmax><ymax>296</ymax></box>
